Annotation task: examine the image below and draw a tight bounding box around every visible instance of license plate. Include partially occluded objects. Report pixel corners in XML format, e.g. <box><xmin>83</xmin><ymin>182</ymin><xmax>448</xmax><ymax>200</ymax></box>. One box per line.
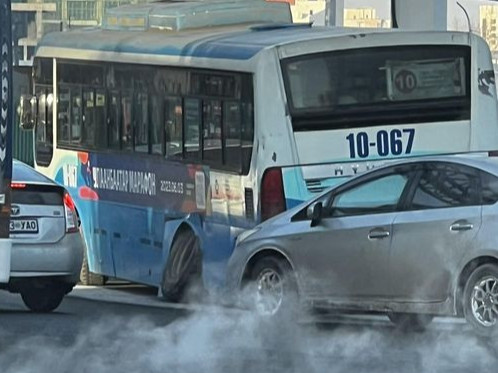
<box><xmin>10</xmin><ymin>219</ymin><xmax>38</xmax><ymax>234</ymax></box>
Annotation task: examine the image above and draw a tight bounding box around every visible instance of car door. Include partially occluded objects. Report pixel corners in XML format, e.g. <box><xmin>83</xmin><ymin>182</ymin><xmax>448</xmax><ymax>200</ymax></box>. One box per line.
<box><xmin>389</xmin><ymin>161</ymin><xmax>482</xmax><ymax>303</ymax></box>
<box><xmin>293</xmin><ymin>167</ymin><xmax>415</xmax><ymax>300</ymax></box>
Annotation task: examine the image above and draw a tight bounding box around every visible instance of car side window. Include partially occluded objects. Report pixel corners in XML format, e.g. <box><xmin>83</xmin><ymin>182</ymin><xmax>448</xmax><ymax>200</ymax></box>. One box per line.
<box><xmin>330</xmin><ymin>173</ymin><xmax>410</xmax><ymax>217</ymax></box>
<box><xmin>481</xmin><ymin>171</ymin><xmax>498</xmax><ymax>205</ymax></box>
<box><xmin>409</xmin><ymin>163</ymin><xmax>479</xmax><ymax>210</ymax></box>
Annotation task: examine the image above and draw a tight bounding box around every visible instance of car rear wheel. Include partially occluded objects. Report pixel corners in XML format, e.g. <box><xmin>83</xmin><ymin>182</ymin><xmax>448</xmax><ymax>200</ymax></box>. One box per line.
<box><xmin>161</xmin><ymin>230</ymin><xmax>202</xmax><ymax>302</ymax></box>
<box><xmin>388</xmin><ymin>312</ymin><xmax>433</xmax><ymax>331</ymax></box>
<box><xmin>20</xmin><ymin>287</ymin><xmax>65</xmax><ymax>313</ymax></box>
<box><xmin>463</xmin><ymin>264</ymin><xmax>498</xmax><ymax>336</ymax></box>
<box><xmin>249</xmin><ymin>256</ymin><xmax>298</xmax><ymax>319</ymax></box>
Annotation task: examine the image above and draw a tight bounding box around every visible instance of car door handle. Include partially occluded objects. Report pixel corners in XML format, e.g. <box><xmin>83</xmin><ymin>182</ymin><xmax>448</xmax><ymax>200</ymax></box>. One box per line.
<box><xmin>450</xmin><ymin>223</ymin><xmax>474</xmax><ymax>232</ymax></box>
<box><xmin>368</xmin><ymin>230</ymin><xmax>390</xmax><ymax>239</ymax></box>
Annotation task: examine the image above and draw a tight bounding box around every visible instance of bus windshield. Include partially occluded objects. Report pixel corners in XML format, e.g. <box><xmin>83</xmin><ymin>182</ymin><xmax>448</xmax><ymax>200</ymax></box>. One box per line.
<box><xmin>282</xmin><ymin>45</ymin><xmax>471</xmax><ymax>131</ymax></box>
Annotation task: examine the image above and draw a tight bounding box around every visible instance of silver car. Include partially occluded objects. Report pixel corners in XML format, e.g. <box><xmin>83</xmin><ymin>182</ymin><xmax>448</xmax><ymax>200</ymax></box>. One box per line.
<box><xmin>227</xmin><ymin>156</ymin><xmax>498</xmax><ymax>335</ymax></box>
<box><xmin>0</xmin><ymin>160</ymin><xmax>83</xmax><ymax>312</ymax></box>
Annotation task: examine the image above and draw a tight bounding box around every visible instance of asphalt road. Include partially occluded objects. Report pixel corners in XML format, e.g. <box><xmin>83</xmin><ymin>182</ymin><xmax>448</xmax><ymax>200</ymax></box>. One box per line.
<box><xmin>1</xmin><ymin>289</ymin><xmax>497</xmax><ymax>373</ymax></box>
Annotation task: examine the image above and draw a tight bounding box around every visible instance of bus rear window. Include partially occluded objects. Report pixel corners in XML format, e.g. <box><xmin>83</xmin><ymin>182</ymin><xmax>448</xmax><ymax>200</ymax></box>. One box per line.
<box><xmin>282</xmin><ymin>45</ymin><xmax>471</xmax><ymax>131</ymax></box>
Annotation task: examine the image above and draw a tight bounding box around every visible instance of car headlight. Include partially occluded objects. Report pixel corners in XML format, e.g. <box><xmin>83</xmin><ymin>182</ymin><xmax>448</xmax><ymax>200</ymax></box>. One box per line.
<box><xmin>235</xmin><ymin>227</ymin><xmax>261</xmax><ymax>246</ymax></box>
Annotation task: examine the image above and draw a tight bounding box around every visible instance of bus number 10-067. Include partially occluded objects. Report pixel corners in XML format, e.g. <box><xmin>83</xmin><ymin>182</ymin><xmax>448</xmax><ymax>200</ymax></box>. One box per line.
<box><xmin>346</xmin><ymin>129</ymin><xmax>415</xmax><ymax>159</ymax></box>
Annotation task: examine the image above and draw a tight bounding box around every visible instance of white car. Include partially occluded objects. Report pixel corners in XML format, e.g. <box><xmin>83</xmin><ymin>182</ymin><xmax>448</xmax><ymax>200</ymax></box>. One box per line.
<box><xmin>0</xmin><ymin>160</ymin><xmax>84</xmax><ymax>312</ymax></box>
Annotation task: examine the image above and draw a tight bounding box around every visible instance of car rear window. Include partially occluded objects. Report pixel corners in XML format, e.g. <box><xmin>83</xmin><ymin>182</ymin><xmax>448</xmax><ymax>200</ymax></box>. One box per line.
<box><xmin>12</xmin><ymin>160</ymin><xmax>55</xmax><ymax>184</ymax></box>
<box><xmin>12</xmin><ymin>184</ymin><xmax>63</xmax><ymax>205</ymax></box>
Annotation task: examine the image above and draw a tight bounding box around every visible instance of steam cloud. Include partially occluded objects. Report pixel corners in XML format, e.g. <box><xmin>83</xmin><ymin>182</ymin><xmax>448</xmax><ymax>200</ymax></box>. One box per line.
<box><xmin>1</xmin><ymin>305</ymin><xmax>497</xmax><ymax>373</ymax></box>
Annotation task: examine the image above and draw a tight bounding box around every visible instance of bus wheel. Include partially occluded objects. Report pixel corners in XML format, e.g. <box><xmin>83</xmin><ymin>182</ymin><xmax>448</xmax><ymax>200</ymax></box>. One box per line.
<box><xmin>80</xmin><ymin>249</ymin><xmax>106</xmax><ymax>286</ymax></box>
<box><xmin>161</xmin><ymin>230</ymin><xmax>202</xmax><ymax>302</ymax></box>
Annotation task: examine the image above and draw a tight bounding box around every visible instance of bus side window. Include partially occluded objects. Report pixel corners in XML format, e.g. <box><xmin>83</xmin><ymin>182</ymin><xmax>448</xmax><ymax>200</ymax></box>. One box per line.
<box><xmin>57</xmin><ymin>87</ymin><xmax>70</xmax><ymax>144</ymax></box>
<box><xmin>134</xmin><ymin>92</ymin><xmax>148</xmax><ymax>153</ymax></box>
<box><xmin>35</xmin><ymin>88</ymin><xmax>54</xmax><ymax>166</ymax></box>
<box><xmin>94</xmin><ymin>89</ymin><xmax>106</xmax><ymax>149</ymax></box>
<box><xmin>82</xmin><ymin>89</ymin><xmax>96</xmax><ymax>148</ymax></box>
<box><xmin>224</xmin><ymin>101</ymin><xmax>241</xmax><ymax>171</ymax></box>
<box><xmin>165</xmin><ymin>97</ymin><xmax>183</xmax><ymax>159</ymax></box>
<box><xmin>121</xmin><ymin>94</ymin><xmax>133</xmax><ymax>151</ymax></box>
<box><xmin>150</xmin><ymin>95</ymin><xmax>164</xmax><ymax>156</ymax></box>
<box><xmin>70</xmin><ymin>87</ymin><xmax>82</xmax><ymax>144</ymax></box>
<box><xmin>203</xmin><ymin>100</ymin><xmax>222</xmax><ymax>164</ymax></box>
<box><xmin>108</xmin><ymin>92</ymin><xmax>121</xmax><ymax>150</ymax></box>
<box><xmin>184</xmin><ymin>98</ymin><xmax>201</xmax><ymax>160</ymax></box>
<box><xmin>241</xmin><ymin>101</ymin><xmax>254</xmax><ymax>175</ymax></box>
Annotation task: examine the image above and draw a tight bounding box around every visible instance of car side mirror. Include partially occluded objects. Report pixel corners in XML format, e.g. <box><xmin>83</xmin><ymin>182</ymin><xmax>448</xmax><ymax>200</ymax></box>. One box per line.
<box><xmin>307</xmin><ymin>201</ymin><xmax>323</xmax><ymax>227</ymax></box>
<box><xmin>18</xmin><ymin>94</ymin><xmax>36</xmax><ymax>130</ymax></box>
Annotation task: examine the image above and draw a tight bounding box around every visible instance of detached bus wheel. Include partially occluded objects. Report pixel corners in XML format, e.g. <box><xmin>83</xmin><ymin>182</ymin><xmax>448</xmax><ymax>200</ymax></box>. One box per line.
<box><xmin>161</xmin><ymin>230</ymin><xmax>202</xmax><ymax>302</ymax></box>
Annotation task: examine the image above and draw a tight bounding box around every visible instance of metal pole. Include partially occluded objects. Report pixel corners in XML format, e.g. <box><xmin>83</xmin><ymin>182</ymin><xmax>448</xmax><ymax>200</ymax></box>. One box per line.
<box><xmin>0</xmin><ymin>0</ymin><xmax>13</xmax><ymax>281</ymax></box>
<box><xmin>326</xmin><ymin>0</ymin><xmax>344</xmax><ymax>27</ymax></box>
<box><xmin>391</xmin><ymin>0</ymin><xmax>398</xmax><ymax>28</ymax></box>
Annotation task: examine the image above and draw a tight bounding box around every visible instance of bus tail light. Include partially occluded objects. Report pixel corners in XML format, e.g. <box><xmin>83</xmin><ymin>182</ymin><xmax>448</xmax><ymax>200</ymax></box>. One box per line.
<box><xmin>261</xmin><ymin>167</ymin><xmax>286</xmax><ymax>221</ymax></box>
<box><xmin>63</xmin><ymin>192</ymin><xmax>79</xmax><ymax>233</ymax></box>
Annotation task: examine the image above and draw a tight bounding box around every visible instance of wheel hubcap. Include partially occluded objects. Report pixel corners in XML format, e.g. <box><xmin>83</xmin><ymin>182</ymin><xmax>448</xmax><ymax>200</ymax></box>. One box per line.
<box><xmin>471</xmin><ymin>276</ymin><xmax>498</xmax><ymax>327</ymax></box>
<box><xmin>255</xmin><ymin>269</ymin><xmax>283</xmax><ymax>316</ymax></box>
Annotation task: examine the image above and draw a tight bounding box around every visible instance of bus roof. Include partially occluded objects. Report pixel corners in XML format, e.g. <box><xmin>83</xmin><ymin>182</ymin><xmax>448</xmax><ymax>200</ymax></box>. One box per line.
<box><xmin>38</xmin><ymin>23</ymin><xmax>462</xmax><ymax>61</ymax></box>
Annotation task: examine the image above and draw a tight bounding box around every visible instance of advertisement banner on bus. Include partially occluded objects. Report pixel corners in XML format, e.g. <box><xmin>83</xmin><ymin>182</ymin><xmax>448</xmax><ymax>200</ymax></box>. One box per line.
<box><xmin>60</xmin><ymin>152</ymin><xmax>209</xmax><ymax>214</ymax></box>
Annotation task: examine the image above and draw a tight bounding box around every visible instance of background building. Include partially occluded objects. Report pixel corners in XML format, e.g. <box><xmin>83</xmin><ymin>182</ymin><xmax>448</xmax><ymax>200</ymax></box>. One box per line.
<box><xmin>343</xmin><ymin>7</ymin><xmax>389</xmax><ymax>27</ymax></box>
<box><xmin>481</xmin><ymin>4</ymin><xmax>498</xmax><ymax>59</ymax></box>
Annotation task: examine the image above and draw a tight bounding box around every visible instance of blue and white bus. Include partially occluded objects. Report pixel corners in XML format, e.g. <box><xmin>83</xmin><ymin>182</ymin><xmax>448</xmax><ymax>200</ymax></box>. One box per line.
<box><xmin>22</xmin><ymin>0</ymin><xmax>498</xmax><ymax>299</ymax></box>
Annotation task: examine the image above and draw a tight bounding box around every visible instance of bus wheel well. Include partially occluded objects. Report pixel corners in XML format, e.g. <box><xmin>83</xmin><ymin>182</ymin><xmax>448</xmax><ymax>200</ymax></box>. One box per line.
<box><xmin>172</xmin><ymin>223</ymin><xmax>195</xmax><ymax>243</ymax></box>
<box><xmin>456</xmin><ymin>256</ymin><xmax>498</xmax><ymax>316</ymax></box>
<box><xmin>241</xmin><ymin>249</ymin><xmax>293</xmax><ymax>286</ymax></box>
<box><xmin>161</xmin><ymin>223</ymin><xmax>202</xmax><ymax>302</ymax></box>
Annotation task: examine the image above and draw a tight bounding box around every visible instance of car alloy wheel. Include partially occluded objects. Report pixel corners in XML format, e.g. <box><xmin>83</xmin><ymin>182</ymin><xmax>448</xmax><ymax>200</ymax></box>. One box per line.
<box><xmin>249</xmin><ymin>256</ymin><xmax>297</xmax><ymax>319</ymax></box>
<box><xmin>255</xmin><ymin>268</ymin><xmax>284</xmax><ymax>316</ymax></box>
<box><xmin>470</xmin><ymin>276</ymin><xmax>498</xmax><ymax>327</ymax></box>
<box><xmin>463</xmin><ymin>263</ymin><xmax>498</xmax><ymax>336</ymax></box>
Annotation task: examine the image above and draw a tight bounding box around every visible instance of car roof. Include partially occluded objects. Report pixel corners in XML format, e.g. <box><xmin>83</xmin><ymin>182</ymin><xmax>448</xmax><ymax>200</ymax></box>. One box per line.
<box><xmin>381</xmin><ymin>154</ymin><xmax>498</xmax><ymax>174</ymax></box>
<box><xmin>12</xmin><ymin>160</ymin><xmax>58</xmax><ymax>186</ymax></box>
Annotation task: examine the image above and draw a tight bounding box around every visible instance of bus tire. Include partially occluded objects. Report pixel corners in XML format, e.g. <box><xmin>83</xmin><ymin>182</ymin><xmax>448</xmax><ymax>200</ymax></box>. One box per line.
<box><xmin>80</xmin><ymin>249</ymin><xmax>106</xmax><ymax>286</ymax></box>
<box><xmin>161</xmin><ymin>229</ymin><xmax>202</xmax><ymax>303</ymax></box>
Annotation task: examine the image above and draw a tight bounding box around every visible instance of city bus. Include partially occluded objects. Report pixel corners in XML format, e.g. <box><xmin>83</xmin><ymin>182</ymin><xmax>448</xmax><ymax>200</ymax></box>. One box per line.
<box><xmin>20</xmin><ymin>0</ymin><xmax>498</xmax><ymax>299</ymax></box>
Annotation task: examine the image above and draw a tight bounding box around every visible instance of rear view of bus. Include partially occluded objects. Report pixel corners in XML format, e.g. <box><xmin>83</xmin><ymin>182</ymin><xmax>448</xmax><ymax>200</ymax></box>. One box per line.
<box><xmin>259</xmin><ymin>31</ymin><xmax>498</xmax><ymax>218</ymax></box>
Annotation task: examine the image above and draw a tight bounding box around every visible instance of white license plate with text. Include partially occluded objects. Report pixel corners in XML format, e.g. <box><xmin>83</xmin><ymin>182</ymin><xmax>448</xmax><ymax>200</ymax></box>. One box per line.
<box><xmin>10</xmin><ymin>219</ymin><xmax>39</xmax><ymax>234</ymax></box>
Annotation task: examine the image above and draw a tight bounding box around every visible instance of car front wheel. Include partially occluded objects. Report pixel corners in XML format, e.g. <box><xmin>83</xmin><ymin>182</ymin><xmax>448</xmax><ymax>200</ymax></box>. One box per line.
<box><xmin>463</xmin><ymin>263</ymin><xmax>498</xmax><ymax>336</ymax></box>
<box><xmin>249</xmin><ymin>256</ymin><xmax>298</xmax><ymax>319</ymax></box>
<box><xmin>20</xmin><ymin>287</ymin><xmax>65</xmax><ymax>313</ymax></box>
